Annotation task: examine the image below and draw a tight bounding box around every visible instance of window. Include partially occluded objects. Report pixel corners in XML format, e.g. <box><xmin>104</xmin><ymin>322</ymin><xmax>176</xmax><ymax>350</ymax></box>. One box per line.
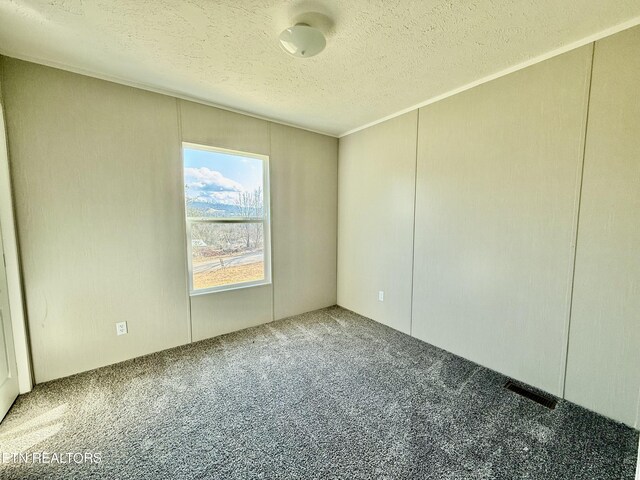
<box><xmin>182</xmin><ymin>143</ymin><xmax>271</xmax><ymax>294</ymax></box>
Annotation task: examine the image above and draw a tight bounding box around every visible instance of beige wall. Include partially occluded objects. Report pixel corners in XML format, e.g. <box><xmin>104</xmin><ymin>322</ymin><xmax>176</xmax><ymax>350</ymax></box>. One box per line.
<box><xmin>564</xmin><ymin>26</ymin><xmax>640</xmax><ymax>428</ymax></box>
<box><xmin>1</xmin><ymin>59</ymin><xmax>190</xmax><ymax>382</ymax></box>
<box><xmin>271</xmin><ymin>124</ymin><xmax>338</xmax><ymax>320</ymax></box>
<box><xmin>337</xmin><ymin>112</ymin><xmax>417</xmax><ymax>334</ymax></box>
<box><xmin>412</xmin><ymin>46</ymin><xmax>593</xmax><ymax>396</ymax></box>
<box><xmin>337</xmin><ymin>26</ymin><xmax>640</xmax><ymax>427</ymax></box>
<box><xmin>1</xmin><ymin>58</ymin><xmax>338</xmax><ymax>382</ymax></box>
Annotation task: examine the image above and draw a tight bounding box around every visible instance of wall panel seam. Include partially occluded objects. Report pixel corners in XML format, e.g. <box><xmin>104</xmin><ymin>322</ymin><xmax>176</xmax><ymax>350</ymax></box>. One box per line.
<box><xmin>635</xmin><ymin>385</ymin><xmax>640</xmax><ymax>429</ymax></box>
<box><xmin>561</xmin><ymin>41</ymin><xmax>597</xmax><ymax>398</ymax></box>
<box><xmin>176</xmin><ymin>99</ymin><xmax>193</xmax><ymax>344</ymax></box>
<box><xmin>269</xmin><ymin>121</ymin><xmax>275</xmax><ymax>323</ymax></box>
<box><xmin>336</xmin><ymin>138</ymin><xmax>342</xmax><ymax>307</ymax></box>
<box><xmin>334</xmin><ymin>137</ymin><xmax>339</xmax><ymax>307</ymax></box>
<box><xmin>409</xmin><ymin>110</ymin><xmax>420</xmax><ymax>337</ymax></box>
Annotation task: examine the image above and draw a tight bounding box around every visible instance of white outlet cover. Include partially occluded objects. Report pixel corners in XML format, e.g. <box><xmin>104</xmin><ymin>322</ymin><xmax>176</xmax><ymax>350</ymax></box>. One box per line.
<box><xmin>378</xmin><ymin>291</ymin><xmax>384</xmax><ymax>302</ymax></box>
<box><xmin>116</xmin><ymin>321</ymin><xmax>128</xmax><ymax>336</ymax></box>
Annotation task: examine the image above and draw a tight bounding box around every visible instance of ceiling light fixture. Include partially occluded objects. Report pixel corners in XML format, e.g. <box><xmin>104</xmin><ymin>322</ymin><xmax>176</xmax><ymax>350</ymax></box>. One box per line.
<box><xmin>279</xmin><ymin>23</ymin><xmax>326</xmax><ymax>58</ymax></box>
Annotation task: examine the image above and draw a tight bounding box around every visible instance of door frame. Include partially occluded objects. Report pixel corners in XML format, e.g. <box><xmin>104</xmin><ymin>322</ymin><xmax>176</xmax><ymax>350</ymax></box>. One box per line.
<box><xmin>0</xmin><ymin>96</ymin><xmax>32</xmax><ymax>394</ymax></box>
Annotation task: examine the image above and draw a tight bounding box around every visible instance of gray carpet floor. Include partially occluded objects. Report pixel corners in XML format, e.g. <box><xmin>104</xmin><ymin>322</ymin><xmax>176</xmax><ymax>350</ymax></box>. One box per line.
<box><xmin>0</xmin><ymin>306</ymin><xmax>637</xmax><ymax>479</ymax></box>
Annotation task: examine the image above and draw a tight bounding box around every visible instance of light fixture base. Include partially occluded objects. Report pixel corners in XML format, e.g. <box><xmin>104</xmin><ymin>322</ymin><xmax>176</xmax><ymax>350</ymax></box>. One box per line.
<box><xmin>279</xmin><ymin>23</ymin><xmax>326</xmax><ymax>58</ymax></box>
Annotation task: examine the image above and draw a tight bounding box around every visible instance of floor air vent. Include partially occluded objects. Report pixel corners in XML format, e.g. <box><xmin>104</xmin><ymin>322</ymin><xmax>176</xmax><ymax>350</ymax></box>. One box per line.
<box><xmin>504</xmin><ymin>381</ymin><xmax>557</xmax><ymax>410</ymax></box>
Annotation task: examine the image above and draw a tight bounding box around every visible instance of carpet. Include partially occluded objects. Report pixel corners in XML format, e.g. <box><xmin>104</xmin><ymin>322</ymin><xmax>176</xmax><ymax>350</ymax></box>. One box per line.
<box><xmin>0</xmin><ymin>306</ymin><xmax>637</xmax><ymax>479</ymax></box>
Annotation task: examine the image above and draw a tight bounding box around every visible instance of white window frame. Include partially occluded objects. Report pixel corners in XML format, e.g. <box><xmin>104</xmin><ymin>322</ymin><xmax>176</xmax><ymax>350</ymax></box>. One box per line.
<box><xmin>182</xmin><ymin>142</ymin><xmax>272</xmax><ymax>296</ymax></box>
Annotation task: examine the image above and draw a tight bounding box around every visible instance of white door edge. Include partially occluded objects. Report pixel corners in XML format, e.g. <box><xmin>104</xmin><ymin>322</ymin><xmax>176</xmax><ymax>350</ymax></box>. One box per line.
<box><xmin>0</xmin><ymin>95</ymin><xmax>32</xmax><ymax>394</ymax></box>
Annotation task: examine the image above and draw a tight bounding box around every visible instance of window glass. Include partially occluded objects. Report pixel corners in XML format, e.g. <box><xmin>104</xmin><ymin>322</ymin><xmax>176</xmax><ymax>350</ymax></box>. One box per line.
<box><xmin>183</xmin><ymin>145</ymin><xmax>270</xmax><ymax>293</ymax></box>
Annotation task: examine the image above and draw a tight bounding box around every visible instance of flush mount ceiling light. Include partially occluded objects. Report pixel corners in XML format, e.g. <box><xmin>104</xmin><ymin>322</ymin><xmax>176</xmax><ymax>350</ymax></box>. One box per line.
<box><xmin>279</xmin><ymin>23</ymin><xmax>326</xmax><ymax>58</ymax></box>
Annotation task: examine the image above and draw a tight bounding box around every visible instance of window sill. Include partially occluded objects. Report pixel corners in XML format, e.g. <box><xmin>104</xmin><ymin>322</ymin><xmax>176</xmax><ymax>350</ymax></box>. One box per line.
<box><xmin>189</xmin><ymin>280</ymin><xmax>272</xmax><ymax>297</ymax></box>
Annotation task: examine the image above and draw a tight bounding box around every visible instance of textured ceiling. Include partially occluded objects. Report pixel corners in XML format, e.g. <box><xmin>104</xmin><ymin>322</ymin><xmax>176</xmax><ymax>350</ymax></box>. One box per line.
<box><xmin>1</xmin><ymin>1</ymin><xmax>640</xmax><ymax>136</ymax></box>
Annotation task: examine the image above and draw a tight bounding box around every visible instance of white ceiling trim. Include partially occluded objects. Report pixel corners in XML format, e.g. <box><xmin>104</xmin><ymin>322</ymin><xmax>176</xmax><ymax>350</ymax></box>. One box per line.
<box><xmin>339</xmin><ymin>15</ymin><xmax>640</xmax><ymax>138</ymax></box>
<box><xmin>0</xmin><ymin>49</ymin><xmax>338</xmax><ymax>138</ymax></box>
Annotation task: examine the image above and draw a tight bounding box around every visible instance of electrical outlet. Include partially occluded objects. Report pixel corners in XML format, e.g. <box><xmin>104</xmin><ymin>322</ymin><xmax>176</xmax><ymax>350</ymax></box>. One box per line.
<box><xmin>116</xmin><ymin>321</ymin><xmax>128</xmax><ymax>336</ymax></box>
<box><xmin>378</xmin><ymin>291</ymin><xmax>384</xmax><ymax>302</ymax></box>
